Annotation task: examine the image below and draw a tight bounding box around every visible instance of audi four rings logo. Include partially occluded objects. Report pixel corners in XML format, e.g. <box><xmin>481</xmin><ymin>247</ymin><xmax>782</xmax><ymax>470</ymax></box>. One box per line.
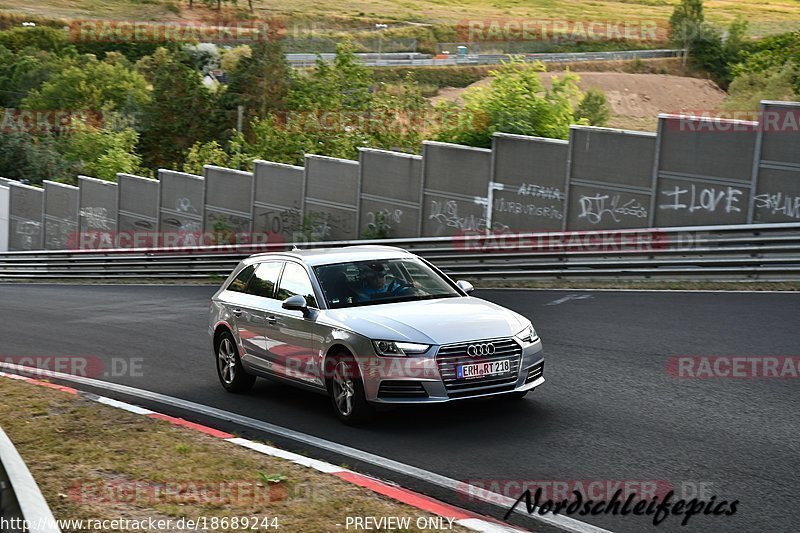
<box><xmin>467</xmin><ymin>343</ymin><xmax>496</xmax><ymax>357</ymax></box>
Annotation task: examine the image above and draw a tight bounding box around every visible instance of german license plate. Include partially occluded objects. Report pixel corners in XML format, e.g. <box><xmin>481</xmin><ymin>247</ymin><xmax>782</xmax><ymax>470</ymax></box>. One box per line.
<box><xmin>457</xmin><ymin>359</ymin><xmax>511</xmax><ymax>380</ymax></box>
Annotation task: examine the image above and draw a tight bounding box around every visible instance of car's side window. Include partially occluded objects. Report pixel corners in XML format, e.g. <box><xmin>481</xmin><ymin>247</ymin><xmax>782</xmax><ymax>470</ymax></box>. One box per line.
<box><xmin>277</xmin><ymin>262</ymin><xmax>318</xmax><ymax>308</ymax></box>
<box><xmin>227</xmin><ymin>265</ymin><xmax>255</xmax><ymax>293</ymax></box>
<box><xmin>246</xmin><ymin>262</ymin><xmax>283</xmax><ymax>299</ymax></box>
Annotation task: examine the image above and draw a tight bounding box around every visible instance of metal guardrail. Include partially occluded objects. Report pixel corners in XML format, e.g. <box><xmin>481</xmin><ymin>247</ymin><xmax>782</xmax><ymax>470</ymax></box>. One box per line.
<box><xmin>286</xmin><ymin>49</ymin><xmax>683</xmax><ymax>67</ymax></box>
<box><xmin>0</xmin><ymin>426</ymin><xmax>61</xmax><ymax>533</ymax></box>
<box><xmin>0</xmin><ymin>222</ymin><xmax>799</xmax><ymax>282</ymax></box>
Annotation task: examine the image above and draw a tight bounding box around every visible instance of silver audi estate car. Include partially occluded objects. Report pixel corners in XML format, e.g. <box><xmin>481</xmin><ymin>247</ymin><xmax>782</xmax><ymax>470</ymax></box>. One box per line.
<box><xmin>208</xmin><ymin>246</ymin><xmax>544</xmax><ymax>424</ymax></box>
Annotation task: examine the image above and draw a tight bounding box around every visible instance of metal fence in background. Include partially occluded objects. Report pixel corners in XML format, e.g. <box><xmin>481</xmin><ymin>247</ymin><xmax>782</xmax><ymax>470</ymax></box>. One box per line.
<box><xmin>285</xmin><ymin>49</ymin><xmax>683</xmax><ymax>67</ymax></box>
<box><xmin>0</xmin><ymin>222</ymin><xmax>798</xmax><ymax>282</ymax></box>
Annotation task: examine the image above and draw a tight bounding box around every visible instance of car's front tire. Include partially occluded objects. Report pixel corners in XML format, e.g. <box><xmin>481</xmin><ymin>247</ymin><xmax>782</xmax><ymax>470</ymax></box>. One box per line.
<box><xmin>215</xmin><ymin>330</ymin><xmax>256</xmax><ymax>393</ymax></box>
<box><xmin>326</xmin><ymin>352</ymin><xmax>374</xmax><ymax>425</ymax></box>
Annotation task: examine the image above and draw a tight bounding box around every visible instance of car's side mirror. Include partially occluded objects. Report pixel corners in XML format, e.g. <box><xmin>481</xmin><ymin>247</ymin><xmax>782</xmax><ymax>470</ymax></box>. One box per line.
<box><xmin>282</xmin><ymin>295</ymin><xmax>309</xmax><ymax>316</ymax></box>
<box><xmin>456</xmin><ymin>280</ymin><xmax>474</xmax><ymax>294</ymax></box>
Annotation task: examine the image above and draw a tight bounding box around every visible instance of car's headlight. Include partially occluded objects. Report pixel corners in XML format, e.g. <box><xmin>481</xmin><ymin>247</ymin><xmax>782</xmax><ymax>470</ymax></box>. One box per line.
<box><xmin>515</xmin><ymin>324</ymin><xmax>538</xmax><ymax>345</ymax></box>
<box><xmin>372</xmin><ymin>340</ymin><xmax>430</xmax><ymax>356</ymax></box>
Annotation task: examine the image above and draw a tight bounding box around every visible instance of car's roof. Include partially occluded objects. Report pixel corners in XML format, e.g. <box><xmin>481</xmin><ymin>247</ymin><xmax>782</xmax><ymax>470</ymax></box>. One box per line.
<box><xmin>245</xmin><ymin>245</ymin><xmax>415</xmax><ymax>267</ymax></box>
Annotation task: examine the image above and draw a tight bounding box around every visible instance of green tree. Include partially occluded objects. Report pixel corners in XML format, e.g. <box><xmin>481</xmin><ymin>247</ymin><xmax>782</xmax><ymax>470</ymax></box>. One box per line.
<box><xmin>60</xmin><ymin>125</ymin><xmax>143</xmax><ymax>181</ymax></box>
<box><xmin>22</xmin><ymin>54</ymin><xmax>149</xmax><ymax>114</ymax></box>
<box><xmin>435</xmin><ymin>60</ymin><xmax>582</xmax><ymax>147</ymax></box>
<box><xmin>0</xmin><ymin>46</ymin><xmax>76</xmax><ymax>107</ymax></box>
<box><xmin>724</xmin><ymin>64</ymin><xmax>798</xmax><ymax>112</ymax></box>
<box><xmin>365</xmin><ymin>74</ymin><xmax>429</xmax><ymax>153</ymax></box>
<box><xmin>732</xmin><ymin>30</ymin><xmax>800</xmax><ymax>94</ymax></box>
<box><xmin>220</xmin><ymin>45</ymin><xmax>251</xmax><ymax>72</ymax></box>
<box><xmin>669</xmin><ymin>0</ymin><xmax>705</xmax><ymax>72</ymax></box>
<box><xmin>691</xmin><ymin>17</ymin><xmax>750</xmax><ymax>87</ymax></box>
<box><xmin>0</xmin><ymin>132</ymin><xmax>70</xmax><ymax>184</ymax></box>
<box><xmin>137</xmin><ymin>47</ymin><xmax>218</xmax><ymax>168</ymax></box>
<box><xmin>287</xmin><ymin>40</ymin><xmax>373</xmax><ymax>112</ymax></box>
<box><xmin>236</xmin><ymin>41</ymin><xmax>377</xmax><ymax>164</ymax></box>
<box><xmin>217</xmin><ymin>37</ymin><xmax>290</xmax><ymax>136</ymax></box>
<box><xmin>575</xmin><ymin>88</ymin><xmax>611</xmax><ymax>126</ymax></box>
<box><xmin>183</xmin><ymin>140</ymin><xmax>230</xmax><ymax>175</ymax></box>
<box><xmin>0</xmin><ymin>26</ymin><xmax>70</xmax><ymax>54</ymax></box>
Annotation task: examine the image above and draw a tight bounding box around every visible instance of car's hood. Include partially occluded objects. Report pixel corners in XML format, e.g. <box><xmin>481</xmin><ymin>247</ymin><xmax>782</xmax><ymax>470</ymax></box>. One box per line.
<box><xmin>319</xmin><ymin>296</ymin><xmax>528</xmax><ymax>345</ymax></box>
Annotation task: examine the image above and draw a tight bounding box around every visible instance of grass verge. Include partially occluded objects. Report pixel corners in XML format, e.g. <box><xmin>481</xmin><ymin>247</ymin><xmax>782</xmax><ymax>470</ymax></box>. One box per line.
<box><xmin>2</xmin><ymin>0</ymin><xmax>798</xmax><ymax>37</ymax></box>
<box><xmin>0</xmin><ymin>377</ymin><xmax>472</xmax><ymax>532</ymax></box>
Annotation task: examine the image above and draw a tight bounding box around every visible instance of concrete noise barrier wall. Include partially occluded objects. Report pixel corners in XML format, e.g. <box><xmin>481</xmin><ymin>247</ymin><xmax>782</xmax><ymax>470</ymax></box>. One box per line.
<box><xmin>158</xmin><ymin>169</ymin><xmax>204</xmax><ymax>242</ymax></box>
<box><xmin>0</xmin><ymin>182</ymin><xmax>9</xmax><ymax>252</ymax></box>
<box><xmin>421</xmin><ymin>141</ymin><xmax>492</xmax><ymax>237</ymax></box>
<box><xmin>78</xmin><ymin>176</ymin><xmax>118</xmax><ymax>248</ymax></box>
<box><xmin>117</xmin><ymin>173</ymin><xmax>159</xmax><ymax>245</ymax></box>
<box><xmin>203</xmin><ymin>166</ymin><xmax>254</xmax><ymax>237</ymax></box>
<box><xmin>252</xmin><ymin>160</ymin><xmax>305</xmax><ymax>244</ymax></box>
<box><xmin>358</xmin><ymin>148</ymin><xmax>422</xmax><ymax>239</ymax></box>
<box><xmin>304</xmin><ymin>155</ymin><xmax>360</xmax><ymax>241</ymax></box>
<box><xmin>653</xmin><ymin>114</ymin><xmax>757</xmax><ymax>227</ymax></box>
<box><xmin>43</xmin><ymin>181</ymin><xmax>78</xmax><ymax>250</ymax></box>
<box><xmin>491</xmin><ymin>133</ymin><xmax>568</xmax><ymax>233</ymax></box>
<box><xmin>565</xmin><ymin>126</ymin><xmax>656</xmax><ymax>231</ymax></box>
<box><xmin>750</xmin><ymin>101</ymin><xmax>800</xmax><ymax>223</ymax></box>
<box><xmin>8</xmin><ymin>182</ymin><xmax>43</xmax><ymax>251</ymax></box>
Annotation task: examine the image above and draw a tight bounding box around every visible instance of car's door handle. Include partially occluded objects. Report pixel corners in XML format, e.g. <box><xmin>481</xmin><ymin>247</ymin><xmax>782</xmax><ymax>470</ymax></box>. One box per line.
<box><xmin>232</xmin><ymin>308</ymin><xmax>243</xmax><ymax>318</ymax></box>
<box><xmin>267</xmin><ymin>315</ymin><xmax>277</xmax><ymax>325</ymax></box>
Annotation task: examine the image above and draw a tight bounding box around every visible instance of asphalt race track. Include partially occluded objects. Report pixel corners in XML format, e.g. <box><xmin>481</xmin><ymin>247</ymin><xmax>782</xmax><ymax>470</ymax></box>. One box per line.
<box><xmin>1</xmin><ymin>284</ymin><xmax>798</xmax><ymax>533</ymax></box>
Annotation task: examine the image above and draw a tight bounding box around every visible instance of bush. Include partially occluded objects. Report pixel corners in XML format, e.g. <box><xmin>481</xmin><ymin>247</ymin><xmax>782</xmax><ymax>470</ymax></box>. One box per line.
<box><xmin>372</xmin><ymin>65</ymin><xmax>491</xmax><ymax>88</ymax></box>
<box><xmin>724</xmin><ymin>64</ymin><xmax>798</xmax><ymax>112</ymax></box>
<box><xmin>576</xmin><ymin>88</ymin><xmax>611</xmax><ymax>126</ymax></box>
<box><xmin>434</xmin><ymin>60</ymin><xmax>582</xmax><ymax>147</ymax></box>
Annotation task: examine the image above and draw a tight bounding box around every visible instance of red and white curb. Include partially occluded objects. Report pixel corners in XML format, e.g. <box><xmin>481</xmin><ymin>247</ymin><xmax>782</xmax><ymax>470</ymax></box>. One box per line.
<box><xmin>0</xmin><ymin>371</ymin><xmax>528</xmax><ymax>533</ymax></box>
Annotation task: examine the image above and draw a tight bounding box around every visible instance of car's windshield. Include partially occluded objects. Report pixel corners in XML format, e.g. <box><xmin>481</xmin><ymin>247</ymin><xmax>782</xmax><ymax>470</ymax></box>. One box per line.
<box><xmin>314</xmin><ymin>258</ymin><xmax>462</xmax><ymax>308</ymax></box>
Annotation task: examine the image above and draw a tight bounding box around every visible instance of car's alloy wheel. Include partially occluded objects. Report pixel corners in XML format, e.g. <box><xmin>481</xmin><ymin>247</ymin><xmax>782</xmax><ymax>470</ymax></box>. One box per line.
<box><xmin>216</xmin><ymin>331</ymin><xmax>256</xmax><ymax>393</ymax></box>
<box><xmin>332</xmin><ymin>361</ymin><xmax>355</xmax><ymax>416</ymax></box>
<box><xmin>327</xmin><ymin>354</ymin><xmax>374</xmax><ymax>425</ymax></box>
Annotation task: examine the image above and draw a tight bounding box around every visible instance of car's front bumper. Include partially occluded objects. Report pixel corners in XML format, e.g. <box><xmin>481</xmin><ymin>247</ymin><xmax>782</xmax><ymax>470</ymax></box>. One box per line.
<box><xmin>360</xmin><ymin>337</ymin><xmax>545</xmax><ymax>404</ymax></box>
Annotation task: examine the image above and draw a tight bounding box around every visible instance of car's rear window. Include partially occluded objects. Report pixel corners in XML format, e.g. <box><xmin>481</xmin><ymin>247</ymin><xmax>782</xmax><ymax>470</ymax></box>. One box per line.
<box><xmin>227</xmin><ymin>265</ymin><xmax>255</xmax><ymax>293</ymax></box>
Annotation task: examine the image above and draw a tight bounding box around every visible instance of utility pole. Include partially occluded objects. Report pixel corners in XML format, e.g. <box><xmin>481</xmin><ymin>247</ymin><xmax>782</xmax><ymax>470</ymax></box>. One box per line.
<box><xmin>375</xmin><ymin>23</ymin><xmax>388</xmax><ymax>64</ymax></box>
<box><xmin>236</xmin><ymin>105</ymin><xmax>244</xmax><ymax>132</ymax></box>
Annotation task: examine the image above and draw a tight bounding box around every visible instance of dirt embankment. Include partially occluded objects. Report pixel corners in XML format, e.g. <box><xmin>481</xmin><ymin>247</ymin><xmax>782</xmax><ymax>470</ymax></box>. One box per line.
<box><xmin>434</xmin><ymin>64</ymin><xmax>727</xmax><ymax>132</ymax></box>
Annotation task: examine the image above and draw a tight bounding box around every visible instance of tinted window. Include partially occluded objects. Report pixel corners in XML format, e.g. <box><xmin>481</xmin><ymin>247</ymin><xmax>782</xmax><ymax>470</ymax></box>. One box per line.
<box><xmin>227</xmin><ymin>265</ymin><xmax>255</xmax><ymax>293</ymax></box>
<box><xmin>277</xmin><ymin>262</ymin><xmax>318</xmax><ymax>308</ymax></box>
<box><xmin>247</xmin><ymin>262</ymin><xmax>283</xmax><ymax>298</ymax></box>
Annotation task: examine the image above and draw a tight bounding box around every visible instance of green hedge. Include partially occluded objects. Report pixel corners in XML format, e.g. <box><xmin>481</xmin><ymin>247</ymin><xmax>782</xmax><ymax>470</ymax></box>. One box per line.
<box><xmin>372</xmin><ymin>65</ymin><xmax>494</xmax><ymax>88</ymax></box>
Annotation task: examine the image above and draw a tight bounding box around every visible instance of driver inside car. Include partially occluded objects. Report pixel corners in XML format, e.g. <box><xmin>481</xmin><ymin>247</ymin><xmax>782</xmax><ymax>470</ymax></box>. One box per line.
<box><xmin>358</xmin><ymin>263</ymin><xmax>413</xmax><ymax>300</ymax></box>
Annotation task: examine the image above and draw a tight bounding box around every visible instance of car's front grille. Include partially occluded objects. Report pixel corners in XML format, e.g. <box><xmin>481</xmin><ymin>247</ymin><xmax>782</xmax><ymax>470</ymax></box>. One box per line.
<box><xmin>436</xmin><ymin>338</ymin><xmax>522</xmax><ymax>397</ymax></box>
<box><xmin>378</xmin><ymin>380</ymin><xmax>429</xmax><ymax>398</ymax></box>
<box><xmin>525</xmin><ymin>361</ymin><xmax>544</xmax><ymax>384</ymax></box>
